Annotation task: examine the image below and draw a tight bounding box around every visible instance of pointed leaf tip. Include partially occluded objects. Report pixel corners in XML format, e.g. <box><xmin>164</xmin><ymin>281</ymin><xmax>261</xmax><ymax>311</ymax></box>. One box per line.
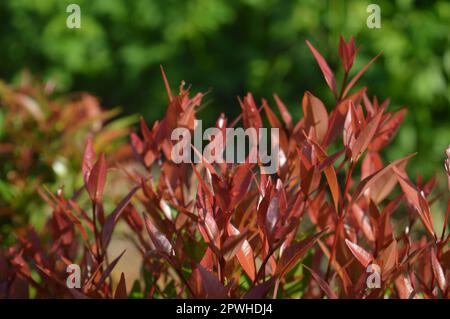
<box><xmin>306</xmin><ymin>40</ymin><xmax>337</xmax><ymax>95</ymax></box>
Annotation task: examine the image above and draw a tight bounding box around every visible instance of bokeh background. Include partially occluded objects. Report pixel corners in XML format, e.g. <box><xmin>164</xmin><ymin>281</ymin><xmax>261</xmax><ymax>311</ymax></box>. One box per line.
<box><xmin>1</xmin><ymin>0</ymin><xmax>449</xmax><ymax>176</ymax></box>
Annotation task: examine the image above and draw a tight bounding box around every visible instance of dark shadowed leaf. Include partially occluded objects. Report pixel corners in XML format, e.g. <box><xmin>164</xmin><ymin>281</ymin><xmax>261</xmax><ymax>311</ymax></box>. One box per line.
<box><xmin>352</xmin><ymin>154</ymin><xmax>415</xmax><ymax>204</ymax></box>
<box><xmin>96</xmin><ymin>250</ymin><xmax>126</xmax><ymax>289</ymax></box>
<box><xmin>189</xmin><ymin>264</ymin><xmax>228</xmax><ymax>299</ymax></box>
<box><xmin>351</xmin><ymin>110</ymin><xmax>383</xmax><ymax>162</ymax></box>
<box><xmin>273</xmin><ymin>94</ymin><xmax>292</xmax><ymax>129</ymax></box>
<box><xmin>101</xmin><ymin>186</ymin><xmax>139</xmax><ymax>251</ymax></box>
<box><xmin>244</xmin><ymin>278</ymin><xmax>275</xmax><ymax>299</ymax></box>
<box><xmin>114</xmin><ymin>272</ymin><xmax>127</xmax><ymax>299</ymax></box>
<box><xmin>392</xmin><ymin>166</ymin><xmax>435</xmax><ymax>237</ymax></box>
<box><xmin>369</xmin><ymin>109</ymin><xmax>406</xmax><ymax>151</ymax></box>
<box><xmin>82</xmin><ymin>135</ymin><xmax>95</xmax><ymax>184</ymax></box>
<box><xmin>87</xmin><ymin>154</ymin><xmax>107</xmax><ymax>203</ymax></box>
<box><xmin>304</xmin><ymin>265</ymin><xmax>338</xmax><ymax>299</ymax></box>
<box><xmin>144</xmin><ymin>214</ymin><xmax>175</xmax><ymax>256</ymax></box>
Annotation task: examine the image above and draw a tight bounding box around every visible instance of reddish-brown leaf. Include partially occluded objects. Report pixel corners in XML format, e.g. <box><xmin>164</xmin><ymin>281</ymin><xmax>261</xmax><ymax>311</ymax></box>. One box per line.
<box><xmin>351</xmin><ymin>109</ymin><xmax>383</xmax><ymax>162</ymax></box>
<box><xmin>276</xmin><ymin>229</ymin><xmax>327</xmax><ymax>278</ymax></box>
<box><xmin>392</xmin><ymin>166</ymin><xmax>435</xmax><ymax>237</ymax></box>
<box><xmin>431</xmin><ymin>248</ymin><xmax>447</xmax><ymax>292</ymax></box>
<box><xmin>101</xmin><ymin>186</ymin><xmax>139</xmax><ymax>251</ymax></box>
<box><xmin>230</xmin><ymin>164</ymin><xmax>254</xmax><ymax>209</ymax></box>
<box><xmin>302</xmin><ymin>91</ymin><xmax>329</xmax><ymax>143</ymax></box>
<box><xmin>352</xmin><ymin>154</ymin><xmax>415</xmax><ymax>204</ymax></box>
<box><xmin>243</xmin><ymin>278</ymin><xmax>275</xmax><ymax>299</ymax></box>
<box><xmin>338</xmin><ymin>35</ymin><xmax>356</xmax><ymax>72</ymax></box>
<box><xmin>82</xmin><ymin>135</ymin><xmax>95</xmax><ymax>184</ymax></box>
<box><xmin>304</xmin><ymin>265</ymin><xmax>338</xmax><ymax>299</ymax></box>
<box><xmin>160</xmin><ymin>65</ymin><xmax>173</xmax><ymax>102</ymax></box>
<box><xmin>189</xmin><ymin>264</ymin><xmax>228</xmax><ymax>299</ymax></box>
<box><xmin>306</xmin><ymin>40</ymin><xmax>336</xmax><ymax>95</ymax></box>
<box><xmin>361</xmin><ymin>151</ymin><xmax>383</xmax><ymax>180</ymax></box>
<box><xmin>306</xmin><ymin>138</ymin><xmax>341</xmax><ymax>212</ymax></box>
<box><xmin>144</xmin><ymin>214</ymin><xmax>175</xmax><ymax>256</ymax></box>
<box><xmin>345</xmin><ymin>239</ymin><xmax>373</xmax><ymax>268</ymax></box>
<box><xmin>379</xmin><ymin>240</ymin><xmax>398</xmax><ymax>276</ymax></box>
<box><xmin>273</xmin><ymin>94</ymin><xmax>292</xmax><ymax>129</ymax></box>
<box><xmin>369</xmin><ymin>109</ymin><xmax>406</xmax><ymax>151</ymax></box>
<box><xmin>114</xmin><ymin>272</ymin><xmax>127</xmax><ymax>299</ymax></box>
<box><xmin>96</xmin><ymin>250</ymin><xmax>126</xmax><ymax>289</ymax></box>
<box><xmin>227</xmin><ymin>223</ymin><xmax>256</xmax><ymax>281</ymax></box>
<box><xmin>86</xmin><ymin>154</ymin><xmax>107</xmax><ymax>203</ymax></box>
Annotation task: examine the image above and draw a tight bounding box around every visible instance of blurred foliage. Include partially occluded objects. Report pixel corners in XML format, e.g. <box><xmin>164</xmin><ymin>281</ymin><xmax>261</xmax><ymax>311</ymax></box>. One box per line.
<box><xmin>0</xmin><ymin>74</ymin><xmax>135</xmax><ymax>244</ymax></box>
<box><xmin>0</xmin><ymin>0</ymin><xmax>449</xmax><ymax>176</ymax></box>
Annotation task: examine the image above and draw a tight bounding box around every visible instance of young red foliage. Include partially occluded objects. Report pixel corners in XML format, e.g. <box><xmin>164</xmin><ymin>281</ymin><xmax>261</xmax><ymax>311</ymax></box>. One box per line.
<box><xmin>1</xmin><ymin>37</ymin><xmax>449</xmax><ymax>300</ymax></box>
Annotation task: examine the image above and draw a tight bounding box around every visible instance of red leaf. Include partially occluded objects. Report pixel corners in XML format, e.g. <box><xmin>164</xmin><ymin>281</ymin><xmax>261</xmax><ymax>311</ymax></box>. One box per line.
<box><xmin>379</xmin><ymin>240</ymin><xmax>398</xmax><ymax>276</ymax></box>
<box><xmin>306</xmin><ymin>138</ymin><xmax>341</xmax><ymax>212</ymax></box>
<box><xmin>240</xmin><ymin>93</ymin><xmax>263</xmax><ymax>130</ymax></box>
<box><xmin>262</xmin><ymin>99</ymin><xmax>289</xmax><ymax>153</ymax></box>
<box><xmin>324</xmin><ymin>88</ymin><xmax>366</xmax><ymax>146</ymax></box>
<box><xmin>197</xmin><ymin>204</ymin><xmax>220</xmax><ymax>250</ymax></box>
<box><xmin>444</xmin><ymin>145</ymin><xmax>450</xmax><ymax>191</ymax></box>
<box><xmin>306</xmin><ymin>40</ymin><xmax>337</xmax><ymax>95</ymax></box>
<box><xmin>442</xmin><ymin>197</ymin><xmax>450</xmax><ymax>241</ymax></box>
<box><xmin>221</xmin><ymin>232</ymin><xmax>247</xmax><ymax>261</ymax></box>
<box><xmin>144</xmin><ymin>214</ymin><xmax>175</xmax><ymax>256</ymax></box>
<box><xmin>265</xmin><ymin>180</ymin><xmax>282</xmax><ymax>238</ymax></box>
<box><xmin>189</xmin><ymin>264</ymin><xmax>228</xmax><ymax>299</ymax></box>
<box><xmin>302</xmin><ymin>91</ymin><xmax>329</xmax><ymax>143</ymax></box>
<box><xmin>96</xmin><ymin>250</ymin><xmax>126</xmax><ymax>289</ymax></box>
<box><xmin>361</xmin><ymin>151</ymin><xmax>383</xmax><ymax>180</ymax></box>
<box><xmin>86</xmin><ymin>154</ymin><xmax>107</xmax><ymax>203</ymax></box>
<box><xmin>345</xmin><ymin>239</ymin><xmax>373</xmax><ymax>268</ymax></box>
<box><xmin>130</xmin><ymin>132</ymin><xmax>144</xmax><ymax>155</ymax></box>
<box><xmin>351</xmin><ymin>109</ymin><xmax>383</xmax><ymax>162</ymax></box>
<box><xmin>227</xmin><ymin>223</ymin><xmax>256</xmax><ymax>281</ymax></box>
<box><xmin>243</xmin><ymin>278</ymin><xmax>275</xmax><ymax>299</ymax></box>
<box><xmin>392</xmin><ymin>166</ymin><xmax>435</xmax><ymax>237</ymax></box>
<box><xmin>351</xmin><ymin>203</ymin><xmax>375</xmax><ymax>243</ymax></box>
<box><xmin>82</xmin><ymin>135</ymin><xmax>95</xmax><ymax>184</ymax></box>
<box><xmin>304</xmin><ymin>265</ymin><xmax>338</xmax><ymax>299</ymax></box>
<box><xmin>230</xmin><ymin>164</ymin><xmax>254</xmax><ymax>209</ymax></box>
<box><xmin>200</xmin><ymin>248</ymin><xmax>214</xmax><ymax>271</ymax></box>
<box><xmin>431</xmin><ymin>248</ymin><xmax>447</xmax><ymax>292</ymax></box>
<box><xmin>114</xmin><ymin>272</ymin><xmax>127</xmax><ymax>299</ymax></box>
<box><xmin>276</xmin><ymin>229</ymin><xmax>327</xmax><ymax>278</ymax></box>
<box><xmin>101</xmin><ymin>186</ymin><xmax>139</xmax><ymax>251</ymax></box>
<box><xmin>139</xmin><ymin>117</ymin><xmax>153</xmax><ymax>143</ymax></box>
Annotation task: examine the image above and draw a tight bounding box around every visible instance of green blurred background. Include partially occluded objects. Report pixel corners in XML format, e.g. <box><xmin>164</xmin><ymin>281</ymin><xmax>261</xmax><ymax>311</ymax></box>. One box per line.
<box><xmin>0</xmin><ymin>0</ymin><xmax>449</xmax><ymax>177</ymax></box>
